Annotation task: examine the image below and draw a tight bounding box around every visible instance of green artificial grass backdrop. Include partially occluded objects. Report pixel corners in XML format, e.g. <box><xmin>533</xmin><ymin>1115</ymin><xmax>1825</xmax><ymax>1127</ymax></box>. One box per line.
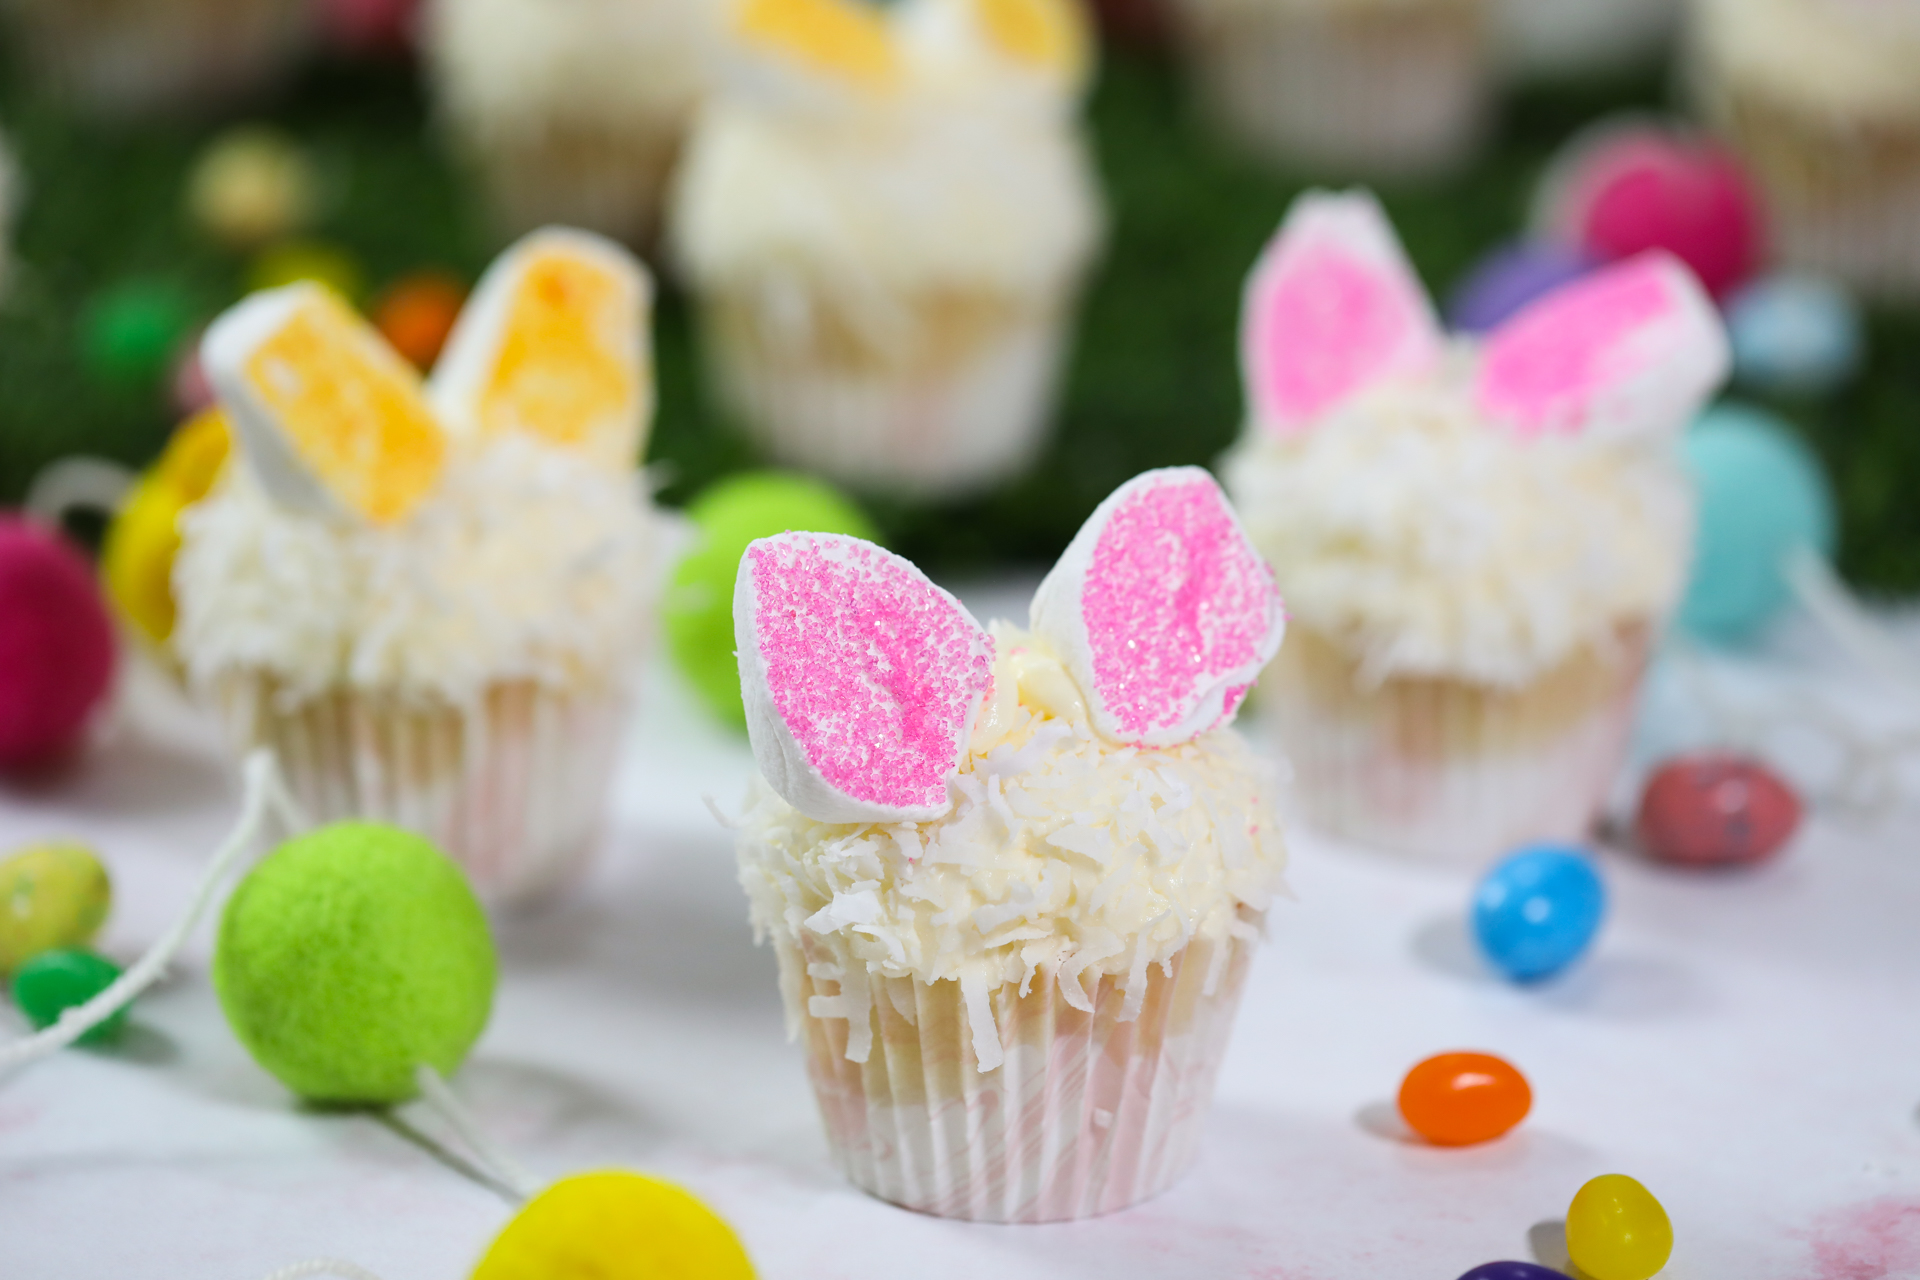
<box><xmin>1</xmin><ymin>41</ymin><xmax>1915</xmax><ymax>589</ymax></box>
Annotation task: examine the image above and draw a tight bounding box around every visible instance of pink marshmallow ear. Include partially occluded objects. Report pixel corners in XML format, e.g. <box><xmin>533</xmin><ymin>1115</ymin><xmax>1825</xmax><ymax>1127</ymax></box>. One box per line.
<box><xmin>736</xmin><ymin>532</ymin><xmax>995</xmax><ymax>825</ymax></box>
<box><xmin>1030</xmin><ymin>468</ymin><xmax>1285</xmax><ymax>747</ymax></box>
<box><xmin>1475</xmin><ymin>252</ymin><xmax>1731</xmax><ymax>441</ymax></box>
<box><xmin>1241</xmin><ymin>190</ymin><xmax>1443</xmax><ymax>436</ymax></box>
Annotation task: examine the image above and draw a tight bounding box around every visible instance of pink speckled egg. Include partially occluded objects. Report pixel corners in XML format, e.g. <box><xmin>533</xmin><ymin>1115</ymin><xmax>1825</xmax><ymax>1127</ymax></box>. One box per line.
<box><xmin>1537</xmin><ymin>121</ymin><xmax>1765</xmax><ymax>300</ymax></box>
<box><xmin>0</xmin><ymin>518</ymin><xmax>116</xmax><ymax>770</ymax></box>
<box><xmin>1635</xmin><ymin>753</ymin><xmax>1801</xmax><ymax>867</ymax></box>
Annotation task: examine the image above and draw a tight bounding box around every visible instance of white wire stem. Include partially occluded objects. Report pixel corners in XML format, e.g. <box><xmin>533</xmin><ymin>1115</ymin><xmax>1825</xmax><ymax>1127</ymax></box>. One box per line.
<box><xmin>0</xmin><ymin>749</ymin><xmax>294</xmax><ymax>1076</ymax></box>
<box><xmin>412</xmin><ymin>1064</ymin><xmax>540</xmax><ymax>1202</ymax></box>
<box><xmin>259</xmin><ymin>1261</ymin><xmax>388</xmax><ymax>1280</ymax></box>
<box><xmin>22</xmin><ymin>456</ymin><xmax>135</xmax><ymax>527</ymax></box>
<box><xmin>1784</xmin><ymin>546</ymin><xmax>1920</xmax><ymax>698</ymax></box>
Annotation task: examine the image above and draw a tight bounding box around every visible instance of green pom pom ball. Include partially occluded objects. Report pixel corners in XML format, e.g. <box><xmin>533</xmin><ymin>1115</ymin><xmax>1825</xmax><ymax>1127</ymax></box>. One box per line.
<box><xmin>665</xmin><ymin>471</ymin><xmax>877</xmax><ymax>728</ymax></box>
<box><xmin>213</xmin><ymin>823</ymin><xmax>497</xmax><ymax>1105</ymax></box>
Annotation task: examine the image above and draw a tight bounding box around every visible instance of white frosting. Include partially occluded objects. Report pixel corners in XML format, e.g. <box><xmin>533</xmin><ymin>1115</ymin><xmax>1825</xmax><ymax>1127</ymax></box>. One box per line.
<box><xmin>1694</xmin><ymin>0</ymin><xmax>1920</xmax><ymax>122</ymax></box>
<box><xmin>1223</xmin><ymin>366</ymin><xmax>1692</xmax><ymax>688</ymax></box>
<box><xmin>732</xmin><ymin>623</ymin><xmax>1286</xmax><ymax>1070</ymax></box>
<box><xmin>173</xmin><ymin>433</ymin><xmax>661</xmax><ymax>706</ymax></box>
<box><xmin>425</xmin><ymin>0</ymin><xmax>713</xmax><ymax>139</ymax></box>
<box><xmin>670</xmin><ymin>7</ymin><xmax>1102</xmax><ymax>309</ymax></box>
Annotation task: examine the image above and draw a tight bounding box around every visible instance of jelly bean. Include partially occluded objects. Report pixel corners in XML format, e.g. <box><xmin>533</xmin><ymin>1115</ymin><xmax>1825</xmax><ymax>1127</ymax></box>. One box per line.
<box><xmin>1397</xmin><ymin>1051</ymin><xmax>1532</xmax><ymax>1146</ymax></box>
<box><xmin>1636</xmin><ymin>753</ymin><xmax>1801</xmax><ymax>867</ymax></box>
<box><xmin>1456</xmin><ymin>1264</ymin><xmax>1567</xmax><ymax>1280</ymax></box>
<box><xmin>186</xmin><ymin>126</ymin><xmax>318</xmax><ymax>249</ymax></box>
<box><xmin>0</xmin><ymin>842</ymin><xmax>111</xmax><ymax>973</ymax></box>
<box><xmin>11</xmin><ymin>948</ymin><xmax>127</xmax><ymax>1044</ymax></box>
<box><xmin>249</xmin><ymin>240</ymin><xmax>365</xmax><ymax>303</ymax></box>
<box><xmin>82</xmin><ymin>282</ymin><xmax>195</xmax><ymax>387</ymax></box>
<box><xmin>1726</xmin><ymin>273</ymin><xmax>1862</xmax><ymax>397</ymax></box>
<box><xmin>373</xmin><ymin>271</ymin><xmax>466</xmax><ymax>370</ymax></box>
<box><xmin>1446</xmin><ymin>241</ymin><xmax>1593</xmax><ymax>334</ymax></box>
<box><xmin>1472</xmin><ymin>845</ymin><xmax>1605</xmax><ymax>982</ymax></box>
<box><xmin>1567</xmin><ymin>1173</ymin><xmax>1673</xmax><ymax>1280</ymax></box>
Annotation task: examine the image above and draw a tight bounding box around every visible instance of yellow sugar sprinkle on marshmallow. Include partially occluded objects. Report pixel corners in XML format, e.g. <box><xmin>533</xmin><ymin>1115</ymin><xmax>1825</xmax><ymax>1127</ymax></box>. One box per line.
<box><xmin>479</xmin><ymin>249</ymin><xmax>641</xmax><ymax>458</ymax></box>
<box><xmin>738</xmin><ymin>0</ymin><xmax>898</xmax><ymax>86</ymax></box>
<box><xmin>241</xmin><ymin>291</ymin><xmax>445</xmax><ymax>524</ymax></box>
<box><xmin>978</xmin><ymin>0</ymin><xmax>1086</xmax><ymax>78</ymax></box>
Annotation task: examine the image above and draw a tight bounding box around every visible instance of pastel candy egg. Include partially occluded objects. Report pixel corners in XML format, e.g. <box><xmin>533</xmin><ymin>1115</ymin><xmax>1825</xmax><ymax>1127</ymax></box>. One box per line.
<box><xmin>0</xmin><ymin>841</ymin><xmax>111</xmax><ymax>973</ymax></box>
<box><xmin>102</xmin><ymin>409</ymin><xmax>232</xmax><ymax>647</ymax></box>
<box><xmin>1635</xmin><ymin>753</ymin><xmax>1801</xmax><ymax>867</ymax></box>
<box><xmin>374</xmin><ymin>271</ymin><xmax>467</xmax><ymax>370</ymax></box>
<box><xmin>1566</xmin><ymin>1173</ymin><xmax>1674</xmax><ymax>1280</ymax></box>
<box><xmin>1678</xmin><ymin>404</ymin><xmax>1836</xmax><ymax>643</ymax></box>
<box><xmin>213</xmin><ymin>822</ymin><xmax>496</xmax><ymax>1103</ymax></box>
<box><xmin>665</xmin><ymin>471</ymin><xmax>877</xmax><ymax>729</ymax></box>
<box><xmin>12</xmin><ymin>948</ymin><xmax>127</xmax><ymax>1044</ymax></box>
<box><xmin>1397</xmin><ymin>1051</ymin><xmax>1532</xmax><ymax>1147</ymax></box>
<box><xmin>1445</xmin><ymin>240</ymin><xmax>1594</xmax><ymax>334</ymax></box>
<box><xmin>1536</xmin><ymin>120</ymin><xmax>1763</xmax><ymax>299</ymax></box>
<box><xmin>1726</xmin><ymin>273</ymin><xmax>1863</xmax><ymax>396</ymax></box>
<box><xmin>0</xmin><ymin>517</ymin><xmax>117</xmax><ymax>770</ymax></box>
<box><xmin>1472</xmin><ymin>845</ymin><xmax>1606</xmax><ymax>983</ymax></box>
<box><xmin>470</xmin><ymin>1170</ymin><xmax>755</xmax><ymax>1280</ymax></box>
<box><xmin>185</xmin><ymin>127</ymin><xmax>318</xmax><ymax>249</ymax></box>
<box><xmin>1456</xmin><ymin>1265</ymin><xmax>1568</xmax><ymax>1280</ymax></box>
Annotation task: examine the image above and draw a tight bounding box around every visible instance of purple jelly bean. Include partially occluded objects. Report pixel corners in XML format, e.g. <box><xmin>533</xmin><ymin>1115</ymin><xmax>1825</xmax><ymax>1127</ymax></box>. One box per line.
<box><xmin>1446</xmin><ymin>242</ymin><xmax>1595</xmax><ymax>334</ymax></box>
<box><xmin>1456</xmin><ymin>1264</ymin><xmax>1568</xmax><ymax>1280</ymax></box>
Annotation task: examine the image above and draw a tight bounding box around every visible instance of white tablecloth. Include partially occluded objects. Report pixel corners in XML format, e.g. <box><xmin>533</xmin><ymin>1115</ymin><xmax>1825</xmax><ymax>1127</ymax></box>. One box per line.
<box><xmin>3</xmin><ymin>583</ymin><xmax>1917</xmax><ymax>1280</ymax></box>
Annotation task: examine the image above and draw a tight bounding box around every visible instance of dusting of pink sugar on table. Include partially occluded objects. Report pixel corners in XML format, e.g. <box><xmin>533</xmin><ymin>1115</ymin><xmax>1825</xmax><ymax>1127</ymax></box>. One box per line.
<box><xmin>747</xmin><ymin>534</ymin><xmax>994</xmax><ymax>815</ymax></box>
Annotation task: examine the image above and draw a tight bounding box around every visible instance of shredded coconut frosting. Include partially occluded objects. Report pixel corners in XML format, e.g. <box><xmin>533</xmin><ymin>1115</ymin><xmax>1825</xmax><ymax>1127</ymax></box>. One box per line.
<box><xmin>1223</xmin><ymin>368</ymin><xmax>1692</xmax><ymax>688</ymax></box>
<box><xmin>733</xmin><ymin>622</ymin><xmax>1286</xmax><ymax>1069</ymax></box>
<box><xmin>174</xmin><ymin>433</ymin><xmax>662</xmax><ymax>706</ymax></box>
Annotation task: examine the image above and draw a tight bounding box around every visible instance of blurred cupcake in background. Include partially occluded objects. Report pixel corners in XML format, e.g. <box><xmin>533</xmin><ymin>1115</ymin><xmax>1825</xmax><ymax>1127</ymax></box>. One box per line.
<box><xmin>1492</xmin><ymin>0</ymin><xmax>1677</xmax><ymax>81</ymax></box>
<box><xmin>425</xmin><ymin>0</ymin><xmax>715</xmax><ymax>245</ymax></box>
<box><xmin>177</xmin><ymin>228</ymin><xmax>665</xmax><ymax>905</ymax></box>
<box><xmin>0</xmin><ymin>0</ymin><xmax>309</xmax><ymax>116</ymax></box>
<box><xmin>1686</xmin><ymin>0</ymin><xmax>1920</xmax><ymax>299</ymax></box>
<box><xmin>1172</xmin><ymin>0</ymin><xmax>1493</xmax><ymax>179</ymax></box>
<box><xmin>669</xmin><ymin>0</ymin><xmax>1104</xmax><ymax>498</ymax></box>
<box><xmin>1224</xmin><ymin>191</ymin><xmax>1729</xmax><ymax>863</ymax></box>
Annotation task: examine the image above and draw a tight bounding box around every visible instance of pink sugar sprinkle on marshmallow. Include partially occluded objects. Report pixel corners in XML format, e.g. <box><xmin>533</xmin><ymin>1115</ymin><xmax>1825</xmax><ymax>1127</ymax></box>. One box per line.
<box><xmin>1241</xmin><ymin>191</ymin><xmax>1442</xmax><ymax>436</ymax></box>
<box><xmin>1032</xmin><ymin>468</ymin><xmax>1285</xmax><ymax>748</ymax></box>
<box><xmin>1476</xmin><ymin>251</ymin><xmax>1730</xmax><ymax>441</ymax></box>
<box><xmin>736</xmin><ymin>532</ymin><xmax>995</xmax><ymax>825</ymax></box>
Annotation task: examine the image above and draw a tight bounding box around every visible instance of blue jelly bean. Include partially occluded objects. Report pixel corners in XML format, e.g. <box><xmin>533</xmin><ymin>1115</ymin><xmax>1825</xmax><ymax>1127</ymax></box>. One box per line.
<box><xmin>1456</xmin><ymin>1264</ymin><xmax>1569</xmax><ymax>1280</ymax></box>
<box><xmin>1472</xmin><ymin>845</ymin><xmax>1606</xmax><ymax>982</ymax></box>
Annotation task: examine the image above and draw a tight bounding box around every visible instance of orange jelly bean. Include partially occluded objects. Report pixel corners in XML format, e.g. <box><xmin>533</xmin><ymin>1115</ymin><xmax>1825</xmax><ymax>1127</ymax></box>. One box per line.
<box><xmin>374</xmin><ymin>272</ymin><xmax>467</xmax><ymax>371</ymax></box>
<box><xmin>1397</xmin><ymin>1051</ymin><xmax>1532</xmax><ymax>1146</ymax></box>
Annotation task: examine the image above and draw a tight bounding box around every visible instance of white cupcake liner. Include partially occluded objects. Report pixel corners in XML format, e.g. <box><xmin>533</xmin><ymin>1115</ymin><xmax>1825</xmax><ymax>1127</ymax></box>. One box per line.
<box><xmin>1262</xmin><ymin>625</ymin><xmax>1651</xmax><ymax>864</ymax></box>
<box><xmin>780</xmin><ymin>915</ymin><xmax>1261</xmax><ymax>1223</ymax></box>
<box><xmin>701</xmin><ymin>288</ymin><xmax>1071</xmax><ymax>498</ymax></box>
<box><xmin>2</xmin><ymin>0</ymin><xmax>309</xmax><ymax>116</ymax></box>
<box><xmin>455</xmin><ymin>120</ymin><xmax>684</xmax><ymax>247</ymax></box>
<box><xmin>212</xmin><ymin>672</ymin><xmax>630</xmax><ymax>906</ymax></box>
<box><xmin>1180</xmin><ymin>0</ymin><xmax>1492</xmax><ymax>177</ymax></box>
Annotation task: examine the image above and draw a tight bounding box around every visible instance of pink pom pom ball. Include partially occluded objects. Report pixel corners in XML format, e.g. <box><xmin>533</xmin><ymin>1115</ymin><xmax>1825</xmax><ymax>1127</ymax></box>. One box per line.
<box><xmin>1535</xmin><ymin>120</ymin><xmax>1765</xmax><ymax>300</ymax></box>
<box><xmin>0</xmin><ymin>518</ymin><xmax>116</xmax><ymax>770</ymax></box>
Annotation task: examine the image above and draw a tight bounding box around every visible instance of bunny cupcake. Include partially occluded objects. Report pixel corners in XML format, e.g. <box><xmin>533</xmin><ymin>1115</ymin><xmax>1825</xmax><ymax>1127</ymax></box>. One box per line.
<box><xmin>1224</xmin><ymin>191</ymin><xmax>1729</xmax><ymax>862</ymax></box>
<box><xmin>0</xmin><ymin>0</ymin><xmax>308</xmax><ymax>115</ymax></box>
<box><xmin>1688</xmin><ymin>0</ymin><xmax>1920</xmax><ymax>298</ymax></box>
<box><xmin>669</xmin><ymin>0</ymin><xmax>1104</xmax><ymax>497</ymax></box>
<box><xmin>176</xmin><ymin>228</ymin><xmax>663</xmax><ymax>905</ymax></box>
<box><xmin>1173</xmin><ymin>0</ymin><xmax>1493</xmax><ymax>178</ymax></box>
<box><xmin>728</xmin><ymin>468</ymin><xmax>1288</xmax><ymax>1221</ymax></box>
<box><xmin>425</xmin><ymin>0</ymin><xmax>714</xmax><ymax>244</ymax></box>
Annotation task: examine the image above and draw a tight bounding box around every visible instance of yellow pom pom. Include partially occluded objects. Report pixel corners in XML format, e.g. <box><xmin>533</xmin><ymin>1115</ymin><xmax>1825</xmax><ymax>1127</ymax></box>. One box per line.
<box><xmin>737</xmin><ymin>0</ymin><xmax>898</xmax><ymax>86</ymax></box>
<box><xmin>102</xmin><ymin>410</ymin><xmax>233</xmax><ymax>646</ymax></box>
<box><xmin>471</xmin><ymin>1171</ymin><xmax>755</xmax><ymax>1280</ymax></box>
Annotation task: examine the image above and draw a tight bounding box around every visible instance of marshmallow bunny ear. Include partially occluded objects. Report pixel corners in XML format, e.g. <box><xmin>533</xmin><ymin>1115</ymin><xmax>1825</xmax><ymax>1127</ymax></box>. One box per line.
<box><xmin>736</xmin><ymin>532</ymin><xmax>995</xmax><ymax>824</ymax></box>
<box><xmin>967</xmin><ymin>0</ymin><xmax>1090</xmax><ymax>86</ymax></box>
<box><xmin>1241</xmin><ymin>190</ymin><xmax>1443</xmax><ymax>436</ymax></box>
<box><xmin>430</xmin><ymin>228</ymin><xmax>655</xmax><ymax>471</ymax></box>
<box><xmin>734</xmin><ymin>0</ymin><xmax>902</xmax><ymax>88</ymax></box>
<box><xmin>1031</xmin><ymin>468</ymin><xmax>1284</xmax><ymax>747</ymax></box>
<box><xmin>202</xmin><ymin>283</ymin><xmax>446</xmax><ymax>525</ymax></box>
<box><xmin>1475</xmin><ymin>252</ymin><xmax>1731</xmax><ymax>441</ymax></box>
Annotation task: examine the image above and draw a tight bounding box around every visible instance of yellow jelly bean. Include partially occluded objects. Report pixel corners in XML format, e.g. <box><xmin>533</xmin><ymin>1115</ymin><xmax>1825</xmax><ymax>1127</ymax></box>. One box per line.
<box><xmin>471</xmin><ymin>1171</ymin><xmax>755</xmax><ymax>1280</ymax></box>
<box><xmin>1567</xmin><ymin>1173</ymin><xmax>1674</xmax><ymax>1280</ymax></box>
<box><xmin>103</xmin><ymin>410</ymin><xmax>232</xmax><ymax>646</ymax></box>
<box><xmin>737</xmin><ymin>0</ymin><xmax>898</xmax><ymax>86</ymax></box>
<box><xmin>0</xmin><ymin>842</ymin><xmax>112</xmax><ymax>974</ymax></box>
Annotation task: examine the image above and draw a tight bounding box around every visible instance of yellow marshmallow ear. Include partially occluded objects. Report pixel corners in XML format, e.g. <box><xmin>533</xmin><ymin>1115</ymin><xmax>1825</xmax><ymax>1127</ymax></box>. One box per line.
<box><xmin>735</xmin><ymin>0</ymin><xmax>901</xmax><ymax>87</ymax></box>
<box><xmin>974</xmin><ymin>0</ymin><xmax>1087</xmax><ymax>82</ymax></box>
<box><xmin>202</xmin><ymin>283</ymin><xmax>446</xmax><ymax>525</ymax></box>
<box><xmin>430</xmin><ymin>228</ymin><xmax>654</xmax><ymax>472</ymax></box>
